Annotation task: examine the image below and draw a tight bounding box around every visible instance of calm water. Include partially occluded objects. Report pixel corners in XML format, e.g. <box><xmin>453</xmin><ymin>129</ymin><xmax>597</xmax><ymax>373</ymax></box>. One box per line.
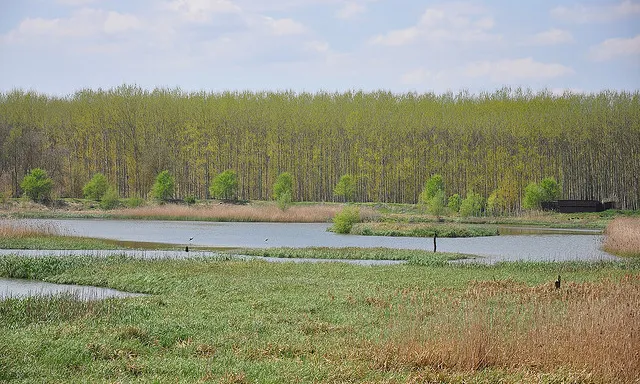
<box><xmin>5</xmin><ymin>218</ymin><xmax>618</xmax><ymax>263</ymax></box>
<box><xmin>0</xmin><ymin>277</ymin><xmax>145</xmax><ymax>300</ymax></box>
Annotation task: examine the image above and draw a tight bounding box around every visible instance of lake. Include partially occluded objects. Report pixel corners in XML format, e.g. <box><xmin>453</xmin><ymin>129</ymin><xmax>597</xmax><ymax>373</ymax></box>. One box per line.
<box><xmin>6</xmin><ymin>218</ymin><xmax>618</xmax><ymax>263</ymax></box>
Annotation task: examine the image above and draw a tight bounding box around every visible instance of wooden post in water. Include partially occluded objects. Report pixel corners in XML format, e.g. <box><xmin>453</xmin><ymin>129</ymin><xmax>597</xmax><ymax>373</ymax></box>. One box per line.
<box><xmin>433</xmin><ymin>232</ymin><xmax>437</xmax><ymax>253</ymax></box>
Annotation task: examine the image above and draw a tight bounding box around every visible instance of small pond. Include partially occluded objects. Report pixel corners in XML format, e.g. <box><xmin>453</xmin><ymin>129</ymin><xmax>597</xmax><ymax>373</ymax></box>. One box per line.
<box><xmin>0</xmin><ymin>277</ymin><xmax>144</xmax><ymax>300</ymax></box>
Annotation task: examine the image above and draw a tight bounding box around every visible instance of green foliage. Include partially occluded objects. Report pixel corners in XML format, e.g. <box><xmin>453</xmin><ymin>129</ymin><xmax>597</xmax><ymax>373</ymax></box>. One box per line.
<box><xmin>184</xmin><ymin>195</ymin><xmax>196</xmax><ymax>205</ymax></box>
<box><xmin>82</xmin><ymin>173</ymin><xmax>109</xmax><ymax>201</ymax></box>
<box><xmin>124</xmin><ymin>196</ymin><xmax>144</xmax><ymax>208</ymax></box>
<box><xmin>428</xmin><ymin>189</ymin><xmax>446</xmax><ymax>217</ymax></box>
<box><xmin>332</xmin><ymin>206</ymin><xmax>360</xmax><ymax>234</ymax></box>
<box><xmin>99</xmin><ymin>186</ymin><xmax>119</xmax><ymax>210</ymax></box>
<box><xmin>523</xmin><ymin>182</ymin><xmax>544</xmax><ymax>210</ymax></box>
<box><xmin>486</xmin><ymin>190</ymin><xmax>506</xmax><ymax>216</ymax></box>
<box><xmin>151</xmin><ymin>170</ymin><xmax>174</xmax><ymax>201</ymax></box>
<box><xmin>20</xmin><ymin>168</ymin><xmax>53</xmax><ymax>203</ymax></box>
<box><xmin>459</xmin><ymin>191</ymin><xmax>485</xmax><ymax>217</ymax></box>
<box><xmin>277</xmin><ymin>190</ymin><xmax>292</xmax><ymax>211</ymax></box>
<box><xmin>419</xmin><ymin>174</ymin><xmax>444</xmax><ymax>205</ymax></box>
<box><xmin>334</xmin><ymin>174</ymin><xmax>356</xmax><ymax>202</ymax></box>
<box><xmin>0</xmin><ymin>191</ymin><xmax>5</xmax><ymax>204</ymax></box>
<box><xmin>209</xmin><ymin>170</ymin><xmax>238</xmax><ymax>201</ymax></box>
<box><xmin>448</xmin><ymin>193</ymin><xmax>462</xmax><ymax>213</ymax></box>
<box><xmin>540</xmin><ymin>177</ymin><xmax>561</xmax><ymax>202</ymax></box>
<box><xmin>273</xmin><ymin>172</ymin><xmax>293</xmax><ymax>200</ymax></box>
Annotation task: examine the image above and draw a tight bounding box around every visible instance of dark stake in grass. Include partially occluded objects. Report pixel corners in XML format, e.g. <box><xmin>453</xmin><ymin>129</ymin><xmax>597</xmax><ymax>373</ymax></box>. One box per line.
<box><xmin>555</xmin><ymin>275</ymin><xmax>561</xmax><ymax>289</ymax></box>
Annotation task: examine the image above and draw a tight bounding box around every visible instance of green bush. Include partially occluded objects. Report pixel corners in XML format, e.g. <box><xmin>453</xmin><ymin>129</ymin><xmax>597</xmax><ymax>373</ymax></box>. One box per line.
<box><xmin>540</xmin><ymin>177</ymin><xmax>561</xmax><ymax>202</ymax></box>
<box><xmin>459</xmin><ymin>191</ymin><xmax>485</xmax><ymax>217</ymax></box>
<box><xmin>334</xmin><ymin>174</ymin><xmax>356</xmax><ymax>202</ymax></box>
<box><xmin>99</xmin><ymin>186</ymin><xmax>120</xmax><ymax>210</ymax></box>
<box><xmin>82</xmin><ymin>173</ymin><xmax>109</xmax><ymax>201</ymax></box>
<box><xmin>419</xmin><ymin>174</ymin><xmax>444</xmax><ymax>204</ymax></box>
<box><xmin>124</xmin><ymin>196</ymin><xmax>144</xmax><ymax>208</ymax></box>
<box><xmin>273</xmin><ymin>172</ymin><xmax>293</xmax><ymax>200</ymax></box>
<box><xmin>448</xmin><ymin>193</ymin><xmax>462</xmax><ymax>213</ymax></box>
<box><xmin>20</xmin><ymin>168</ymin><xmax>53</xmax><ymax>203</ymax></box>
<box><xmin>209</xmin><ymin>170</ymin><xmax>238</xmax><ymax>200</ymax></box>
<box><xmin>184</xmin><ymin>195</ymin><xmax>196</xmax><ymax>205</ymax></box>
<box><xmin>524</xmin><ymin>177</ymin><xmax>561</xmax><ymax>210</ymax></box>
<box><xmin>277</xmin><ymin>190</ymin><xmax>292</xmax><ymax>211</ymax></box>
<box><xmin>151</xmin><ymin>170</ymin><xmax>174</xmax><ymax>201</ymax></box>
<box><xmin>428</xmin><ymin>189</ymin><xmax>446</xmax><ymax>217</ymax></box>
<box><xmin>332</xmin><ymin>206</ymin><xmax>360</xmax><ymax>234</ymax></box>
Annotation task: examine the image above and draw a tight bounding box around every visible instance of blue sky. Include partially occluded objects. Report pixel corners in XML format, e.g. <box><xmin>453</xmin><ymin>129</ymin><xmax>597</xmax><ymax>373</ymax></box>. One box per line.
<box><xmin>1</xmin><ymin>0</ymin><xmax>639</xmax><ymax>95</ymax></box>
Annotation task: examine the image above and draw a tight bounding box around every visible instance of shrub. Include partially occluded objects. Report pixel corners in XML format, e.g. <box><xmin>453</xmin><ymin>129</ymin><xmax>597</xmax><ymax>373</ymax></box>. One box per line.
<box><xmin>334</xmin><ymin>174</ymin><xmax>356</xmax><ymax>202</ymax></box>
<box><xmin>486</xmin><ymin>190</ymin><xmax>506</xmax><ymax>216</ymax></box>
<box><xmin>419</xmin><ymin>174</ymin><xmax>444</xmax><ymax>204</ymax></box>
<box><xmin>277</xmin><ymin>190</ymin><xmax>292</xmax><ymax>211</ymax></box>
<box><xmin>540</xmin><ymin>177</ymin><xmax>561</xmax><ymax>202</ymax></box>
<box><xmin>151</xmin><ymin>170</ymin><xmax>174</xmax><ymax>201</ymax></box>
<box><xmin>99</xmin><ymin>186</ymin><xmax>119</xmax><ymax>210</ymax></box>
<box><xmin>523</xmin><ymin>182</ymin><xmax>543</xmax><ymax>210</ymax></box>
<box><xmin>82</xmin><ymin>173</ymin><xmax>109</xmax><ymax>201</ymax></box>
<box><xmin>448</xmin><ymin>193</ymin><xmax>462</xmax><ymax>213</ymax></box>
<box><xmin>273</xmin><ymin>172</ymin><xmax>293</xmax><ymax>200</ymax></box>
<box><xmin>459</xmin><ymin>191</ymin><xmax>485</xmax><ymax>217</ymax></box>
<box><xmin>209</xmin><ymin>170</ymin><xmax>238</xmax><ymax>201</ymax></box>
<box><xmin>184</xmin><ymin>195</ymin><xmax>196</xmax><ymax>205</ymax></box>
<box><xmin>429</xmin><ymin>189</ymin><xmax>446</xmax><ymax>217</ymax></box>
<box><xmin>124</xmin><ymin>196</ymin><xmax>144</xmax><ymax>208</ymax></box>
<box><xmin>20</xmin><ymin>168</ymin><xmax>53</xmax><ymax>203</ymax></box>
<box><xmin>332</xmin><ymin>206</ymin><xmax>360</xmax><ymax>234</ymax></box>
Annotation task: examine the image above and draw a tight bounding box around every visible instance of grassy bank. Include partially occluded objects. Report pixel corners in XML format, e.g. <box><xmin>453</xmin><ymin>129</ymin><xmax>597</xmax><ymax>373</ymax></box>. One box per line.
<box><xmin>603</xmin><ymin>217</ymin><xmax>640</xmax><ymax>257</ymax></box>
<box><xmin>348</xmin><ymin>222</ymin><xmax>498</xmax><ymax>238</ymax></box>
<box><xmin>0</xmin><ymin>220</ymin><xmax>122</xmax><ymax>250</ymax></box>
<box><xmin>2</xmin><ymin>198</ymin><xmax>638</xmax><ymax>230</ymax></box>
<box><xmin>1</xmin><ymin>254</ymin><xmax>638</xmax><ymax>383</ymax></box>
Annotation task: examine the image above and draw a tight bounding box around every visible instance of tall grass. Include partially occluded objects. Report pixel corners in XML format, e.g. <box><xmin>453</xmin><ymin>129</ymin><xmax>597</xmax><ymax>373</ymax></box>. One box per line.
<box><xmin>109</xmin><ymin>203</ymin><xmax>348</xmax><ymax>222</ymax></box>
<box><xmin>603</xmin><ymin>217</ymin><xmax>640</xmax><ymax>257</ymax></box>
<box><xmin>0</xmin><ymin>219</ymin><xmax>61</xmax><ymax>238</ymax></box>
<box><xmin>368</xmin><ymin>275</ymin><xmax>640</xmax><ymax>382</ymax></box>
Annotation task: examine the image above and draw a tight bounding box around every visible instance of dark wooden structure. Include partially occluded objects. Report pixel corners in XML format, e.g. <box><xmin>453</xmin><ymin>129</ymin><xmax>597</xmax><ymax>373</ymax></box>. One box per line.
<box><xmin>542</xmin><ymin>200</ymin><xmax>613</xmax><ymax>213</ymax></box>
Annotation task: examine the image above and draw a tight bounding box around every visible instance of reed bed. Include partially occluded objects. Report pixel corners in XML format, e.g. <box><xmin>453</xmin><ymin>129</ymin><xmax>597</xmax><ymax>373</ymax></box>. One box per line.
<box><xmin>0</xmin><ymin>219</ymin><xmax>61</xmax><ymax>238</ymax></box>
<box><xmin>109</xmin><ymin>203</ymin><xmax>350</xmax><ymax>222</ymax></box>
<box><xmin>367</xmin><ymin>275</ymin><xmax>640</xmax><ymax>382</ymax></box>
<box><xmin>604</xmin><ymin>217</ymin><xmax>640</xmax><ymax>257</ymax></box>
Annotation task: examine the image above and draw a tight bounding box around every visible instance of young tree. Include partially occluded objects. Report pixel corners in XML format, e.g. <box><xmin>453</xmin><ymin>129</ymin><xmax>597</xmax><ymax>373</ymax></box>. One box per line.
<box><xmin>151</xmin><ymin>170</ymin><xmax>174</xmax><ymax>201</ymax></box>
<box><xmin>99</xmin><ymin>185</ymin><xmax>120</xmax><ymax>210</ymax></box>
<box><xmin>273</xmin><ymin>172</ymin><xmax>293</xmax><ymax>200</ymax></box>
<box><xmin>523</xmin><ymin>182</ymin><xmax>543</xmax><ymax>210</ymax></box>
<box><xmin>20</xmin><ymin>168</ymin><xmax>53</xmax><ymax>203</ymax></box>
<box><xmin>82</xmin><ymin>173</ymin><xmax>109</xmax><ymax>201</ymax></box>
<box><xmin>419</xmin><ymin>174</ymin><xmax>444</xmax><ymax>204</ymax></box>
<box><xmin>209</xmin><ymin>170</ymin><xmax>238</xmax><ymax>201</ymax></box>
<box><xmin>459</xmin><ymin>191</ymin><xmax>485</xmax><ymax>217</ymax></box>
<box><xmin>334</xmin><ymin>174</ymin><xmax>356</xmax><ymax>202</ymax></box>
<box><xmin>447</xmin><ymin>193</ymin><xmax>462</xmax><ymax>213</ymax></box>
<box><xmin>539</xmin><ymin>177</ymin><xmax>561</xmax><ymax>202</ymax></box>
<box><xmin>428</xmin><ymin>189</ymin><xmax>446</xmax><ymax>218</ymax></box>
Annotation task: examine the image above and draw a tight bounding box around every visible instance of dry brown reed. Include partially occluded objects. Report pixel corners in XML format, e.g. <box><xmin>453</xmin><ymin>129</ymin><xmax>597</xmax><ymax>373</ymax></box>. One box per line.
<box><xmin>604</xmin><ymin>217</ymin><xmax>640</xmax><ymax>257</ymax></box>
<box><xmin>109</xmin><ymin>203</ymin><xmax>360</xmax><ymax>223</ymax></box>
<box><xmin>367</xmin><ymin>276</ymin><xmax>640</xmax><ymax>383</ymax></box>
<box><xmin>0</xmin><ymin>220</ymin><xmax>61</xmax><ymax>238</ymax></box>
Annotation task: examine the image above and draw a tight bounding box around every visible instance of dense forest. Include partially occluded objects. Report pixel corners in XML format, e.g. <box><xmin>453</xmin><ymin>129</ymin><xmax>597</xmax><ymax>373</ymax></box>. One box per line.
<box><xmin>0</xmin><ymin>86</ymin><xmax>638</xmax><ymax>209</ymax></box>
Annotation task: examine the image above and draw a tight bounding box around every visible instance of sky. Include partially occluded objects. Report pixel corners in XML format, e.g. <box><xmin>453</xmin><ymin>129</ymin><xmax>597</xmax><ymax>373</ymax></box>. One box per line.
<box><xmin>0</xmin><ymin>0</ymin><xmax>639</xmax><ymax>96</ymax></box>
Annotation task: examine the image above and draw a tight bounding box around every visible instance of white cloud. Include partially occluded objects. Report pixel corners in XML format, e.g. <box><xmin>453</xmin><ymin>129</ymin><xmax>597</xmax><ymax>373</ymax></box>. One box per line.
<box><xmin>590</xmin><ymin>35</ymin><xmax>640</xmax><ymax>61</ymax></box>
<box><xmin>164</xmin><ymin>0</ymin><xmax>242</xmax><ymax>23</ymax></box>
<box><xmin>263</xmin><ymin>17</ymin><xmax>307</xmax><ymax>36</ymax></box>
<box><xmin>552</xmin><ymin>0</ymin><xmax>640</xmax><ymax>23</ymax></box>
<box><xmin>525</xmin><ymin>28</ymin><xmax>573</xmax><ymax>46</ymax></box>
<box><xmin>370</xmin><ymin>2</ymin><xmax>499</xmax><ymax>46</ymax></box>
<box><xmin>464</xmin><ymin>58</ymin><xmax>575</xmax><ymax>82</ymax></box>
<box><xmin>401</xmin><ymin>68</ymin><xmax>441</xmax><ymax>85</ymax></box>
<box><xmin>56</xmin><ymin>0</ymin><xmax>98</xmax><ymax>5</ymax></box>
<box><xmin>304</xmin><ymin>40</ymin><xmax>330</xmax><ymax>53</ymax></box>
<box><xmin>3</xmin><ymin>8</ymin><xmax>142</xmax><ymax>42</ymax></box>
<box><xmin>336</xmin><ymin>2</ymin><xmax>366</xmax><ymax>19</ymax></box>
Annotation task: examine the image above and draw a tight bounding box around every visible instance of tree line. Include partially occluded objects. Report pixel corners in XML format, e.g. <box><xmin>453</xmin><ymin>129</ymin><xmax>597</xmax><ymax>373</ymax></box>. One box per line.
<box><xmin>0</xmin><ymin>86</ymin><xmax>638</xmax><ymax>210</ymax></box>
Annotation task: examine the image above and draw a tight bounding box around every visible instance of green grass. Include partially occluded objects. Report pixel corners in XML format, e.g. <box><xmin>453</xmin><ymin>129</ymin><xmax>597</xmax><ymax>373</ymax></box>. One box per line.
<box><xmin>0</xmin><ymin>235</ymin><xmax>124</xmax><ymax>250</ymax></box>
<box><xmin>237</xmin><ymin>247</ymin><xmax>472</xmax><ymax>265</ymax></box>
<box><xmin>1</xmin><ymin>253</ymin><xmax>638</xmax><ymax>383</ymax></box>
<box><xmin>348</xmin><ymin>222</ymin><xmax>498</xmax><ymax>238</ymax></box>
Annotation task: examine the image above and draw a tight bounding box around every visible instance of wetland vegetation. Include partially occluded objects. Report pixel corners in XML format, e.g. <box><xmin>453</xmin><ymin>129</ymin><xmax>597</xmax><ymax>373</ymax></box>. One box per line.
<box><xmin>0</xmin><ymin>254</ymin><xmax>638</xmax><ymax>383</ymax></box>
